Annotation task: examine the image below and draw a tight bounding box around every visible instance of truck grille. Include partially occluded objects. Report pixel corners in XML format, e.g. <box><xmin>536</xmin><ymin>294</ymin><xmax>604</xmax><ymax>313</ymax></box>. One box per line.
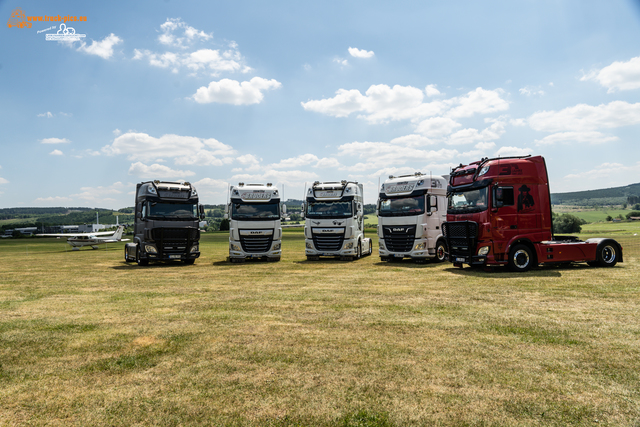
<box><xmin>442</xmin><ymin>221</ymin><xmax>477</xmax><ymax>257</ymax></box>
<box><xmin>239</xmin><ymin>234</ymin><xmax>273</xmax><ymax>253</ymax></box>
<box><xmin>151</xmin><ymin>227</ymin><xmax>199</xmax><ymax>254</ymax></box>
<box><xmin>382</xmin><ymin>225</ymin><xmax>416</xmax><ymax>252</ymax></box>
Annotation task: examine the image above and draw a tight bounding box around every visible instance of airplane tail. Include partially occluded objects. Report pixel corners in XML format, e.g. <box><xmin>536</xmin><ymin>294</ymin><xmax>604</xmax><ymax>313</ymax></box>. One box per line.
<box><xmin>112</xmin><ymin>225</ymin><xmax>125</xmax><ymax>241</ymax></box>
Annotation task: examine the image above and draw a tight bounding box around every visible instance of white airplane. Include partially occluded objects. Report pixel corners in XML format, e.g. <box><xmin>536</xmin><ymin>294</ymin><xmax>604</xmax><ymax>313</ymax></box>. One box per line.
<box><xmin>36</xmin><ymin>225</ymin><xmax>129</xmax><ymax>250</ymax></box>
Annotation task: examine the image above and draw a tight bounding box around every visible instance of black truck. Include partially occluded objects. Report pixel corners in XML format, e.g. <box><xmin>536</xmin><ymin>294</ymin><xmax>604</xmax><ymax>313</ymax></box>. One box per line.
<box><xmin>125</xmin><ymin>181</ymin><xmax>205</xmax><ymax>265</ymax></box>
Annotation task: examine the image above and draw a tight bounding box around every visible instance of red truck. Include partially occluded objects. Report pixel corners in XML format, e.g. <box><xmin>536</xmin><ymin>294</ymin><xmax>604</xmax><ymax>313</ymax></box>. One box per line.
<box><xmin>442</xmin><ymin>155</ymin><xmax>623</xmax><ymax>272</ymax></box>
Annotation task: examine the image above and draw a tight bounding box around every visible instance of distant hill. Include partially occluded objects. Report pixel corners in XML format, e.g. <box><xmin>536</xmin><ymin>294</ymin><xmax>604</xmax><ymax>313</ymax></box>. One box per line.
<box><xmin>551</xmin><ymin>182</ymin><xmax>640</xmax><ymax>206</ymax></box>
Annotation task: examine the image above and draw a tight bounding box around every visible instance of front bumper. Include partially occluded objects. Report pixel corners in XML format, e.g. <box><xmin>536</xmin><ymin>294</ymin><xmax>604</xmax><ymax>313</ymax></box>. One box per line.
<box><xmin>305</xmin><ymin>237</ymin><xmax>358</xmax><ymax>257</ymax></box>
<box><xmin>378</xmin><ymin>238</ymin><xmax>432</xmax><ymax>259</ymax></box>
<box><xmin>229</xmin><ymin>241</ymin><xmax>281</xmax><ymax>259</ymax></box>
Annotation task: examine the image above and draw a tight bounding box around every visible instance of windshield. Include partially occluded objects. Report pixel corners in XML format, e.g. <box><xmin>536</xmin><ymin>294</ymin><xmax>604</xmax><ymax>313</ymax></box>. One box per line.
<box><xmin>306</xmin><ymin>201</ymin><xmax>353</xmax><ymax>219</ymax></box>
<box><xmin>447</xmin><ymin>187</ymin><xmax>488</xmax><ymax>214</ymax></box>
<box><xmin>378</xmin><ymin>195</ymin><xmax>425</xmax><ymax>217</ymax></box>
<box><xmin>148</xmin><ymin>202</ymin><xmax>197</xmax><ymax>219</ymax></box>
<box><xmin>231</xmin><ymin>202</ymin><xmax>280</xmax><ymax>220</ymax></box>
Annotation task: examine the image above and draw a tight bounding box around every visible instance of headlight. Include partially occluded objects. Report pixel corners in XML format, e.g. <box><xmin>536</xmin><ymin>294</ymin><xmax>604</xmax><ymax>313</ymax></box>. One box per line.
<box><xmin>414</xmin><ymin>243</ymin><xmax>426</xmax><ymax>250</ymax></box>
<box><xmin>306</xmin><ymin>241</ymin><xmax>313</xmax><ymax>249</ymax></box>
<box><xmin>272</xmin><ymin>243</ymin><xmax>281</xmax><ymax>251</ymax></box>
<box><xmin>478</xmin><ymin>246</ymin><xmax>490</xmax><ymax>256</ymax></box>
<box><xmin>145</xmin><ymin>245</ymin><xmax>157</xmax><ymax>254</ymax></box>
<box><xmin>190</xmin><ymin>244</ymin><xmax>199</xmax><ymax>253</ymax></box>
<box><xmin>230</xmin><ymin>243</ymin><xmax>241</xmax><ymax>251</ymax></box>
<box><xmin>379</xmin><ymin>241</ymin><xmax>385</xmax><ymax>250</ymax></box>
<box><xmin>343</xmin><ymin>242</ymin><xmax>354</xmax><ymax>249</ymax></box>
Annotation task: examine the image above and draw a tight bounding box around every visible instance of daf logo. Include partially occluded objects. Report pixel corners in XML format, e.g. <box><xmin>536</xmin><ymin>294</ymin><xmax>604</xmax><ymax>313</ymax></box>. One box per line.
<box><xmin>393</xmin><ymin>228</ymin><xmax>406</xmax><ymax>232</ymax></box>
<box><xmin>321</xmin><ymin>229</ymin><xmax>334</xmax><ymax>233</ymax></box>
<box><xmin>250</xmin><ymin>231</ymin><xmax>262</xmax><ymax>235</ymax></box>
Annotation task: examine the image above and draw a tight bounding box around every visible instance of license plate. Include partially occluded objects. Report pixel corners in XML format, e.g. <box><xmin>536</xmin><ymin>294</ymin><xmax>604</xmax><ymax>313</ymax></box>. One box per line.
<box><xmin>394</xmin><ymin>254</ymin><xmax>403</xmax><ymax>258</ymax></box>
<box><xmin>251</xmin><ymin>254</ymin><xmax>261</xmax><ymax>258</ymax></box>
<box><xmin>169</xmin><ymin>255</ymin><xmax>181</xmax><ymax>259</ymax></box>
<box><xmin>456</xmin><ymin>257</ymin><xmax>465</xmax><ymax>262</ymax></box>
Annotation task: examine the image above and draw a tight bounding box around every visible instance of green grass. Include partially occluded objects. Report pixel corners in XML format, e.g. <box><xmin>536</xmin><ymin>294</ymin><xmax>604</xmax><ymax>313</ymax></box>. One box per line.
<box><xmin>0</xmin><ymin>227</ymin><xmax>639</xmax><ymax>426</ymax></box>
<box><xmin>552</xmin><ymin>207</ymin><xmax>631</xmax><ymax>223</ymax></box>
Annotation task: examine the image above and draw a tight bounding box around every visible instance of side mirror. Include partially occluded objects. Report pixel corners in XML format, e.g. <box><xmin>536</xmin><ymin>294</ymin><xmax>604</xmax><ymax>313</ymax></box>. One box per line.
<box><xmin>199</xmin><ymin>204</ymin><xmax>205</xmax><ymax>221</ymax></box>
<box><xmin>223</xmin><ymin>213</ymin><xmax>229</xmax><ymax>220</ymax></box>
<box><xmin>282</xmin><ymin>204</ymin><xmax>287</xmax><ymax>215</ymax></box>
<box><xmin>494</xmin><ymin>187</ymin><xmax>504</xmax><ymax>208</ymax></box>
<box><xmin>300</xmin><ymin>203</ymin><xmax>305</xmax><ymax>218</ymax></box>
<box><xmin>136</xmin><ymin>211</ymin><xmax>142</xmax><ymax>219</ymax></box>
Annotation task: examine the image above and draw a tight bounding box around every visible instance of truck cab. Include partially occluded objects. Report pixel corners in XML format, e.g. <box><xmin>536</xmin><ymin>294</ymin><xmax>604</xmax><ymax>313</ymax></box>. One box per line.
<box><xmin>303</xmin><ymin>181</ymin><xmax>373</xmax><ymax>261</ymax></box>
<box><xmin>125</xmin><ymin>181</ymin><xmax>204</xmax><ymax>265</ymax></box>
<box><xmin>226</xmin><ymin>183</ymin><xmax>283</xmax><ymax>262</ymax></box>
<box><xmin>443</xmin><ymin>155</ymin><xmax>623</xmax><ymax>271</ymax></box>
<box><xmin>377</xmin><ymin>173</ymin><xmax>448</xmax><ymax>262</ymax></box>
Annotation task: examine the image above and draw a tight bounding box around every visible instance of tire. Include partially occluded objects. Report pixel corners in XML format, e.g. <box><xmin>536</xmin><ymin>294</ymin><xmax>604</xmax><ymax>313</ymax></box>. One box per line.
<box><xmin>435</xmin><ymin>239</ymin><xmax>447</xmax><ymax>263</ymax></box>
<box><xmin>136</xmin><ymin>247</ymin><xmax>148</xmax><ymax>266</ymax></box>
<box><xmin>595</xmin><ymin>242</ymin><xmax>618</xmax><ymax>267</ymax></box>
<box><xmin>124</xmin><ymin>246</ymin><xmax>132</xmax><ymax>262</ymax></box>
<box><xmin>508</xmin><ymin>244</ymin><xmax>533</xmax><ymax>272</ymax></box>
<box><xmin>355</xmin><ymin>241</ymin><xmax>362</xmax><ymax>260</ymax></box>
<box><xmin>368</xmin><ymin>241</ymin><xmax>373</xmax><ymax>256</ymax></box>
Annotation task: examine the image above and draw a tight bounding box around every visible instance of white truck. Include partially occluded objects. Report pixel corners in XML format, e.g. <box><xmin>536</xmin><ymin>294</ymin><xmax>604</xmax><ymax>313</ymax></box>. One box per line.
<box><xmin>303</xmin><ymin>180</ymin><xmax>373</xmax><ymax>261</ymax></box>
<box><xmin>377</xmin><ymin>173</ymin><xmax>448</xmax><ymax>263</ymax></box>
<box><xmin>226</xmin><ymin>183</ymin><xmax>284</xmax><ymax>262</ymax></box>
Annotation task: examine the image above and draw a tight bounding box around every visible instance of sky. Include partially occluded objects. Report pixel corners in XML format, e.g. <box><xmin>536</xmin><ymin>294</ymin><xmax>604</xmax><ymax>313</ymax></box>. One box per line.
<box><xmin>2</xmin><ymin>0</ymin><xmax>640</xmax><ymax>209</ymax></box>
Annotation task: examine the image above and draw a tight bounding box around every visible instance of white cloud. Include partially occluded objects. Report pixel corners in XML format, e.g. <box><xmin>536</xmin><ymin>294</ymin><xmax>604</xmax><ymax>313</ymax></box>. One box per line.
<box><xmin>534</xmin><ymin>131</ymin><xmax>619</xmax><ymax>146</ymax></box>
<box><xmin>102</xmin><ymin>132</ymin><xmax>236</xmax><ymax>165</ymax></box>
<box><xmin>0</xmin><ymin>177</ymin><xmax>8</xmax><ymax>184</ymax></box>
<box><xmin>559</xmin><ymin>161</ymin><xmax>640</xmax><ymax>192</ymax></box>
<box><xmin>337</xmin><ymin>140</ymin><xmax>460</xmax><ymax>171</ymax></box>
<box><xmin>528</xmin><ymin>101</ymin><xmax>640</xmax><ymax>132</ymax></box>
<box><xmin>77</xmin><ymin>34</ymin><xmax>122</xmax><ymax>59</ymax></box>
<box><xmin>40</xmin><ymin>138</ymin><xmax>70</xmax><ymax>144</ymax></box>
<box><xmin>34</xmin><ymin>196</ymin><xmax>72</xmax><ymax>204</ymax></box>
<box><xmin>389</xmin><ymin>134</ymin><xmax>436</xmax><ymax>147</ymax></box>
<box><xmin>37</xmin><ymin>112</ymin><xmax>53</xmax><ymax>118</ymax></box>
<box><xmin>133</xmin><ymin>19</ymin><xmax>245</xmax><ymax>76</ymax></box>
<box><xmin>348</xmin><ymin>47</ymin><xmax>374</xmax><ymax>58</ymax></box>
<box><xmin>301</xmin><ymin>85</ymin><xmax>508</xmax><ymax>125</ymax></box>
<box><xmin>193</xmin><ymin>177</ymin><xmax>229</xmax><ymax>198</ymax></box>
<box><xmin>49</xmin><ymin>149</ymin><xmax>63</xmax><ymax>156</ymax></box>
<box><xmin>158</xmin><ymin>18</ymin><xmax>212</xmax><ymax>48</ymax></box>
<box><xmin>495</xmin><ymin>146</ymin><xmax>531</xmax><ymax>157</ymax></box>
<box><xmin>128</xmin><ymin>162</ymin><xmax>195</xmax><ymax>179</ymax></box>
<box><xmin>519</xmin><ymin>86</ymin><xmax>545</xmax><ymax>96</ymax></box>
<box><xmin>192</xmin><ymin>77</ymin><xmax>282</xmax><ymax>105</ymax></box>
<box><xmin>113</xmin><ymin>129</ymin><xmax>121</xmax><ymax>136</ymax></box>
<box><xmin>415</xmin><ymin>117</ymin><xmax>461</xmax><ymax>137</ymax></box>
<box><xmin>69</xmin><ymin>182</ymin><xmax>128</xmax><ymax>204</ymax></box>
<box><xmin>237</xmin><ymin>154</ymin><xmax>261</xmax><ymax>166</ymax></box>
<box><xmin>315</xmin><ymin>157</ymin><xmax>342</xmax><ymax>168</ymax></box>
<box><xmin>269</xmin><ymin>154</ymin><xmax>319</xmax><ymax>169</ymax></box>
<box><xmin>333</xmin><ymin>57</ymin><xmax>349</xmax><ymax>66</ymax></box>
<box><xmin>581</xmin><ymin>56</ymin><xmax>640</xmax><ymax>92</ymax></box>
<box><xmin>445</xmin><ymin>88</ymin><xmax>509</xmax><ymax>119</ymax></box>
<box><xmin>425</xmin><ymin>84</ymin><xmax>440</xmax><ymax>97</ymax></box>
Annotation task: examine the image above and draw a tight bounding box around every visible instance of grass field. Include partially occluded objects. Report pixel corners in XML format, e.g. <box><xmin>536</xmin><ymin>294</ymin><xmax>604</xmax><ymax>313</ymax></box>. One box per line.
<box><xmin>1</xmin><ymin>226</ymin><xmax>639</xmax><ymax>426</ymax></box>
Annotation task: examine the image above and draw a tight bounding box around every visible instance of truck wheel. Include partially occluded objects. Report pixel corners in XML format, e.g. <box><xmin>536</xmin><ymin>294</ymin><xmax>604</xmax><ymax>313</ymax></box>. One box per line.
<box><xmin>368</xmin><ymin>241</ymin><xmax>373</xmax><ymax>256</ymax></box>
<box><xmin>508</xmin><ymin>244</ymin><xmax>533</xmax><ymax>272</ymax></box>
<box><xmin>355</xmin><ymin>241</ymin><xmax>362</xmax><ymax>260</ymax></box>
<box><xmin>124</xmin><ymin>246</ymin><xmax>132</xmax><ymax>262</ymax></box>
<box><xmin>435</xmin><ymin>239</ymin><xmax>447</xmax><ymax>263</ymax></box>
<box><xmin>595</xmin><ymin>242</ymin><xmax>618</xmax><ymax>267</ymax></box>
<box><xmin>136</xmin><ymin>247</ymin><xmax>148</xmax><ymax>266</ymax></box>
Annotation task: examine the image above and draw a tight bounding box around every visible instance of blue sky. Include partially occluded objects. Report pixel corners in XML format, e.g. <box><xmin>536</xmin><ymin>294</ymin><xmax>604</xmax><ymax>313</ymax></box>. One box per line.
<box><xmin>2</xmin><ymin>0</ymin><xmax>640</xmax><ymax>209</ymax></box>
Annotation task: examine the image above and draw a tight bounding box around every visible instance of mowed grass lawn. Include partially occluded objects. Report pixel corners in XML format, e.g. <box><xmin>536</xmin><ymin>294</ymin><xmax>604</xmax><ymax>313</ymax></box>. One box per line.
<box><xmin>1</xmin><ymin>227</ymin><xmax>639</xmax><ymax>426</ymax></box>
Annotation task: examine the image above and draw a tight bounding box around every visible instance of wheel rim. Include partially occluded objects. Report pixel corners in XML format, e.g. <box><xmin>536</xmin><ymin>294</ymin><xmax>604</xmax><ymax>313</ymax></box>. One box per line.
<box><xmin>602</xmin><ymin>245</ymin><xmax>616</xmax><ymax>263</ymax></box>
<box><xmin>513</xmin><ymin>249</ymin><xmax>530</xmax><ymax>269</ymax></box>
<box><xmin>437</xmin><ymin>244</ymin><xmax>446</xmax><ymax>261</ymax></box>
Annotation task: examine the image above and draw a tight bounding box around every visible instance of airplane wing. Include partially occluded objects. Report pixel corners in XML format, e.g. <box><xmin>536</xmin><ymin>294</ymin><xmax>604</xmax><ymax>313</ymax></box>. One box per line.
<box><xmin>103</xmin><ymin>238</ymin><xmax>130</xmax><ymax>243</ymax></box>
<box><xmin>36</xmin><ymin>229</ymin><xmax>121</xmax><ymax>238</ymax></box>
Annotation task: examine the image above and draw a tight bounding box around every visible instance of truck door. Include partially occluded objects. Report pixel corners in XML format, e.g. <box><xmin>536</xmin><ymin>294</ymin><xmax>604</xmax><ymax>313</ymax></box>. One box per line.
<box><xmin>491</xmin><ymin>185</ymin><xmax>517</xmax><ymax>257</ymax></box>
<box><xmin>516</xmin><ymin>184</ymin><xmax>540</xmax><ymax>233</ymax></box>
